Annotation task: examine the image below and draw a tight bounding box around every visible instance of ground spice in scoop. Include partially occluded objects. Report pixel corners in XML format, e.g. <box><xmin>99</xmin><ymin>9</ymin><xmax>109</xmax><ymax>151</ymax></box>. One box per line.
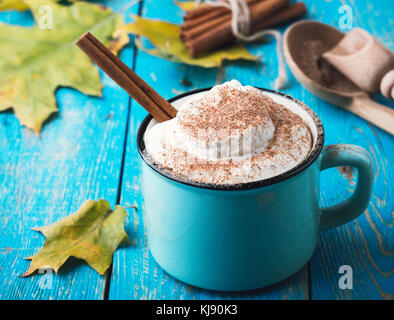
<box><xmin>298</xmin><ymin>40</ymin><xmax>360</xmax><ymax>93</ymax></box>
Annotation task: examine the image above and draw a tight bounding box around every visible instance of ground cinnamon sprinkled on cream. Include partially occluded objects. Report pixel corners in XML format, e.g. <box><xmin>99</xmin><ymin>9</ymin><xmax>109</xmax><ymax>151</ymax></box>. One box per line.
<box><xmin>145</xmin><ymin>80</ymin><xmax>312</xmax><ymax>185</ymax></box>
<box><xmin>178</xmin><ymin>85</ymin><xmax>273</xmax><ymax>139</ymax></box>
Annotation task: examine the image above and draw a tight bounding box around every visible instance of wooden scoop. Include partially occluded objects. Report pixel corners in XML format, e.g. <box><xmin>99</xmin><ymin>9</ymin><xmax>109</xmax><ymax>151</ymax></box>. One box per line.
<box><xmin>283</xmin><ymin>20</ymin><xmax>394</xmax><ymax>135</ymax></box>
<box><xmin>323</xmin><ymin>28</ymin><xmax>394</xmax><ymax>99</ymax></box>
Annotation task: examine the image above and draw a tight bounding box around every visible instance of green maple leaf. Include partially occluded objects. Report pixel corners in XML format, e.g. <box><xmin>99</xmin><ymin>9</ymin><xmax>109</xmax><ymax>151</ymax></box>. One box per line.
<box><xmin>21</xmin><ymin>199</ymin><xmax>132</xmax><ymax>277</ymax></box>
<box><xmin>119</xmin><ymin>16</ymin><xmax>258</xmax><ymax>68</ymax></box>
<box><xmin>0</xmin><ymin>0</ymin><xmax>127</xmax><ymax>134</ymax></box>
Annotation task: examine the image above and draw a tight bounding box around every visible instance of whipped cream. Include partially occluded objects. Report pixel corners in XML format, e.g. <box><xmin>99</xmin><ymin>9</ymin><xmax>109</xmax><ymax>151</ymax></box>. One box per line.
<box><xmin>144</xmin><ymin>80</ymin><xmax>312</xmax><ymax>185</ymax></box>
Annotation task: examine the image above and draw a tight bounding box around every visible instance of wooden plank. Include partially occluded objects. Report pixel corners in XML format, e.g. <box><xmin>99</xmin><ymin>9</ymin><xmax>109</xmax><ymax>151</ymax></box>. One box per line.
<box><xmin>109</xmin><ymin>0</ymin><xmax>308</xmax><ymax>300</ymax></box>
<box><xmin>0</xmin><ymin>1</ymin><xmax>138</xmax><ymax>299</ymax></box>
<box><xmin>305</xmin><ymin>0</ymin><xmax>394</xmax><ymax>299</ymax></box>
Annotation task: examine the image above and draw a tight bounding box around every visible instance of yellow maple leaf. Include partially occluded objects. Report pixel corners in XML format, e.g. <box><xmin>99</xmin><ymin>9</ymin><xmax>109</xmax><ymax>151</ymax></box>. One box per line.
<box><xmin>174</xmin><ymin>0</ymin><xmax>196</xmax><ymax>11</ymax></box>
<box><xmin>21</xmin><ymin>200</ymin><xmax>131</xmax><ymax>277</ymax></box>
<box><xmin>0</xmin><ymin>0</ymin><xmax>83</xmax><ymax>11</ymax></box>
<box><xmin>0</xmin><ymin>0</ymin><xmax>28</xmax><ymax>11</ymax></box>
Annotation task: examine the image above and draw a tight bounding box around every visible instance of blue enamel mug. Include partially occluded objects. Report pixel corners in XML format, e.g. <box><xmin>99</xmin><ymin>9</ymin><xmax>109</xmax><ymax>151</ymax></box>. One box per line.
<box><xmin>137</xmin><ymin>88</ymin><xmax>373</xmax><ymax>291</ymax></box>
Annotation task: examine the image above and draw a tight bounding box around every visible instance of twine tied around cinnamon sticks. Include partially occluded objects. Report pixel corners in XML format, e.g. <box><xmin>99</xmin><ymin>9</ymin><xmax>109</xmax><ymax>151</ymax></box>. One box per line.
<box><xmin>183</xmin><ymin>0</ymin><xmax>307</xmax><ymax>89</ymax></box>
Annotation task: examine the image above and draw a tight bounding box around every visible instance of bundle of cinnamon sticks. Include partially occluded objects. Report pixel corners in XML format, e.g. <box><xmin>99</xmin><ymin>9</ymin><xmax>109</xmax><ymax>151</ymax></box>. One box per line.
<box><xmin>180</xmin><ymin>0</ymin><xmax>307</xmax><ymax>57</ymax></box>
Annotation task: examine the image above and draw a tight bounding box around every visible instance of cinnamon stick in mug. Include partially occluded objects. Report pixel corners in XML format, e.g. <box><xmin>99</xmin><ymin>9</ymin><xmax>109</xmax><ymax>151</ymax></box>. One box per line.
<box><xmin>76</xmin><ymin>32</ymin><xmax>177</xmax><ymax>122</ymax></box>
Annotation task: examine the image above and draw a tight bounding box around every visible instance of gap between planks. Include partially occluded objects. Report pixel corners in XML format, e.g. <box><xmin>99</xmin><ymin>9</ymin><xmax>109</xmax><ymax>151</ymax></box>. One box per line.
<box><xmin>102</xmin><ymin>0</ymin><xmax>143</xmax><ymax>301</ymax></box>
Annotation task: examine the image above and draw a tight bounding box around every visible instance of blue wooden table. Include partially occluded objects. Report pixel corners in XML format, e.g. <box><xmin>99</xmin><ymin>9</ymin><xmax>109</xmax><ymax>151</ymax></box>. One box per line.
<box><xmin>0</xmin><ymin>0</ymin><xmax>393</xmax><ymax>300</ymax></box>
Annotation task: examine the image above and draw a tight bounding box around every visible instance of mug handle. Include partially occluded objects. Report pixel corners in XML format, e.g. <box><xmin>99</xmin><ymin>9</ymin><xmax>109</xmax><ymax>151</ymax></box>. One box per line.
<box><xmin>319</xmin><ymin>144</ymin><xmax>374</xmax><ymax>231</ymax></box>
